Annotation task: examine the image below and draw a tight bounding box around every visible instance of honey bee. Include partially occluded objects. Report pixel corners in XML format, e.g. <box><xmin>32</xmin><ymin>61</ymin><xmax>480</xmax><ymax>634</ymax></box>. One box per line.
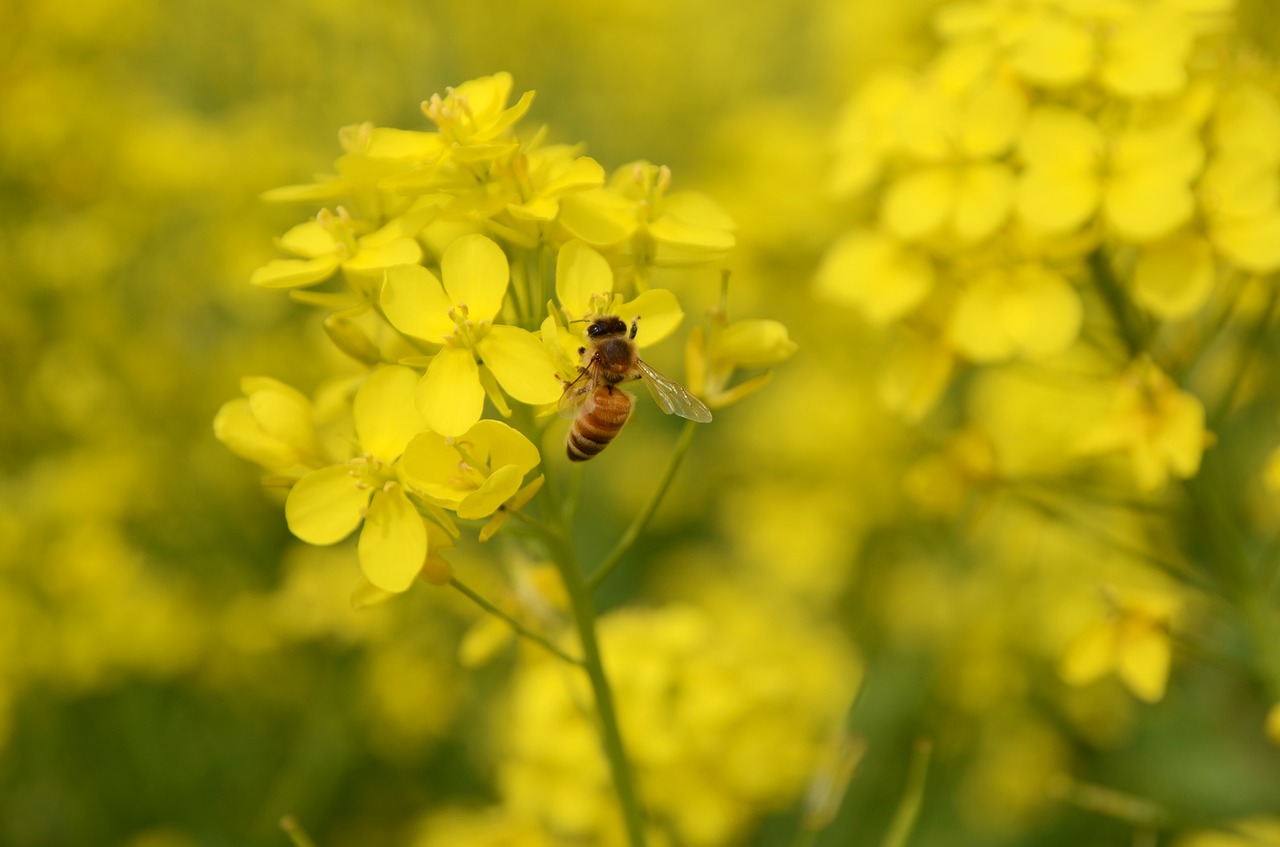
<box><xmin>561</xmin><ymin>315</ymin><xmax>712</xmax><ymax>461</ymax></box>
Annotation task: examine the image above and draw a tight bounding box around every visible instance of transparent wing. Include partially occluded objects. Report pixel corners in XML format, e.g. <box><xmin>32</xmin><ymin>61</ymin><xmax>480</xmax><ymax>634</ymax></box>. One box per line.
<box><xmin>558</xmin><ymin>365</ymin><xmax>598</xmax><ymax>420</ymax></box>
<box><xmin>636</xmin><ymin>359</ymin><xmax>713</xmax><ymax>423</ymax></box>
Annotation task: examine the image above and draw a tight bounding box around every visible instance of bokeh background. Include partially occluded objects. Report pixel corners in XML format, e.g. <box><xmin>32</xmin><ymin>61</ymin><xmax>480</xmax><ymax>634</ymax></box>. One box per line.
<box><xmin>4</xmin><ymin>1</ymin><xmax>1280</xmax><ymax>846</ymax></box>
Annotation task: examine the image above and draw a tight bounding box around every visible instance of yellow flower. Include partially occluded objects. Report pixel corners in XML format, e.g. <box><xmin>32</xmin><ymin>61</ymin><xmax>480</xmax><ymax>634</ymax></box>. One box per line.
<box><xmin>1059</xmin><ymin>588</ymin><xmax>1180</xmax><ymax>703</ymax></box>
<box><xmin>400</xmin><ymin>419</ymin><xmax>541</xmax><ymax>520</ymax></box>
<box><xmin>685</xmin><ymin>313</ymin><xmax>797</xmax><ymax>410</ymax></box>
<box><xmin>284</xmin><ymin>366</ymin><xmax>432</xmax><ymax>593</ymax></box>
<box><xmin>213</xmin><ymin>377</ymin><xmax>324</xmax><ymax>476</ymax></box>
<box><xmin>814</xmin><ymin>230</ymin><xmax>934</xmax><ymax>325</ymax></box>
<box><xmin>946</xmin><ymin>263</ymin><xmax>1082</xmax><ymax>363</ymax></box>
<box><xmin>1203</xmin><ymin>83</ymin><xmax>1280</xmax><ymax>273</ymax></box>
<box><xmin>421</xmin><ymin>71</ymin><xmax>534</xmax><ymax>154</ymax></box>
<box><xmin>380</xmin><ymin>234</ymin><xmax>562</xmax><ymax>436</ymax></box>
<box><xmin>879</xmin><ymin>75</ymin><xmax>1024</xmax><ymax>244</ymax></box>
<box><xmin>1016</xmin><ymin>106</ymin><xmax>1203</xmax><ymax>242</ymax></box>
<box><xmin>557</xmin><ymin>162</ymin><xmax>736</xmax><ymax>285</ymax></box>
<box><xmin>1132</xmin><ymin>234</ymin><xmax>1217</xmax><ymax>319</ymax></box>
<box><xmin>1076</xmin><ymin>357</ymin><xmax>1207</xmax><ymax>491</ymax></box>
<box><xmin>249</xmin><ymin>207</ymin><xmax>423</xmax><ymax>295</ymax></box>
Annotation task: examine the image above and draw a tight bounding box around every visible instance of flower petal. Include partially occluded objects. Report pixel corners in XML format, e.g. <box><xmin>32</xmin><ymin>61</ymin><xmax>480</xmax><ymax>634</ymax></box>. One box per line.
<box><xmin>477</xmin><ymin>325</ymin><xmax>563</xmax><ymax>404</ymax></box>
<box><xmin>250</xmin><ymin>257</ymin><xmax>341</xmax><ymax>289</ymax></box>
<box><xmin>285</xmin><ymin>464</ymin><xmax>373</xmax><ymax>545</ymax></box>
<box><xmin>815</xmin><ymin>231</ymin><xmax>933</xmax><ymax>324</ymax></box>
<box><xmin>381</xmin><ymin>264</ymin><xmax>454</xmax><ymax>341</ymax></box>
<box><xmin>416</xmin><ymin>346</ymin><xmax>484</xmax><ymax>437</ymax></box>
<box><xmin>358</xmin><ymin>487</ymin><xmax>427</xmax><ymax>593</ymax></box>
<box><xmin>457</xmin><ymin>464</ymin><xmax>526</xmax><ymax>519</ymax></box>
<box><xmin>1134</xmin><ymin>235</ymin><xmax>1215</xmax><ymax>319</ymax></box>
<box><xmin>466</xmin><ymin>420</ymin><xmax>542</xmax><ymax>475</ymax></box>
<box><xmin>616</xmin><ymin>288</ymin><xmax>683</xmax><ymax>348</ymax></box>
<box><xmin>354</xmin><ymin>365</ymin><xmax>428</xmax><ymax>461</ymax></box>
<box><xmin>401</xmin><ymin>431</ymin><xmax>469</xmax><ymax>504</ymax></box>
<box><xmin>556</xmin><ymin>240</ymin><xmax>614</xmax><ymax>318</ymax></box>
<box><xmin>441</xmin><ymin>233</ymin><xmax>509</xmax><ymax>320</ymax></box>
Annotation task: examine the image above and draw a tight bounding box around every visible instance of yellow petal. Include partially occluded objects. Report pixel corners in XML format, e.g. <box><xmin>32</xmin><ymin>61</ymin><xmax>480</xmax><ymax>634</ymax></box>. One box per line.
<box><xmin>616</xmin><ymin>288</ymin><xmax>684</xmax><ymax>348</ymax></box>
<box><xmin>815</xmin><ymin>231</ymin><xmax>933</xmax><ymax>324</ymax></box>
<box><xmin>954</xmin><ymin>164</ymin><xmax>1014</xmax><ymax>242</ymax></box>
<box><xmin>467</xmin><ymin>419</ymin><xmax>542</xmax><ymax>475</ymax></box>
<box><xmin>1213</xmin><ymin>213</ymin><xmax>1280</xmax><ymax>273</ymax></box>
<box><xmin>416</xmin><ymin>346</ymin><xmax>483</xmax><ymax>437</ymax></box>
<box><xmin>401</xmin><ymin>431</ymin><xmax>468</xmax><ymax>504</ymax></box>
<box><xmin>1105</xmin><ymin>172</ymin><xmax>1194</xmax><ymax>242</ymax></box>
<box><xmin>354</xmin><ymin>366</ymin><xmax>428</xmax><ymax>461</ymax></box>
<box><xmin>250</xmin><ymin>257</ymin><xmax>340</xmax><ymax>289</ymax></box>
<box><xmin>344</xmin><ymin>236</ymin><xmax>423</xmax><ymax>273</ymax></box>
<box><xmin>1101</xmin><ymin>8</ymin><xmax>1192</xmax><ymax>99</ymax></box>
<box><xmin>882</xmin><ymin>168</ymin><xmax>954</xmax><ymax>241</ymax></box>
<box><xmin>540</xmin><ymin>156</ymin><xmax>606</xmax><ymax>195</ymax></box>
<box><xmin>213</xmin><ymin>398</ymin><xmax>299</xmax><ymax>471</ymax></box>
<box><xmin>1002</xmin><ymin>265</ymin><xmax>1082</xmax><ymax>359</ymax></box>
<box><xmin>648</xmin><ymin>215</ymin><xmax>736</xmax><ymax>253</ymax></box>
<box><xmin>716</xmin><ymin>320</ymin><xmax>797</xmax><ymax>368</ymax></box>
<box><xmin>1017</xmin><ymin>170</ymin><xmax>1100</xmax><ymax>235</ymax></box>
<box><xmin>878</xmin><ymin>334</ymin><xmax>953</xmax><ymax>423</ymax></box>
<box><xmin>1010</xmin><ymin>15</ymin><xmax>1094</xmax><ymax>88</ymax></box>
<box><xmin>1134</xmin><ymin>235</ymin><xmax>1215</xmax><ymax>319</ymax></box>
<box><xmin>358</xmin><ymin>487</ymin><xmax>427</xmax><ymax>593</ymax></box>
<box><xmin>556</xmin><ymin>190</ymin><xmax>636</xmax><ymax>247</ymax></box>
<box><xmin>556</xmin><ymin>240</ymin><xmax>614</xmax><ymax>318</ymax></box>
<box><xmin>441</xmin><ymin>234</ymin><xmax>509</xmax><ymax>320</ymax></box>
<box><xmin>960</xmin><ymin>78</ymin><xmax>1026</xmax><ymax>158</ymax></box>
<box><xmin>1059</xmin><ymin>623</ymin><xmax>1117</xmax><ymax>686</ymax></box>
<box><xmin>285</xmin><ymin>465</ymin><xmax>372</xmax><ymax>545</ymax></box>
<box><xmin>660</xmin><ymin>191</ymin><xmax>737</xmax><ymax>233</ymax></box>
<box><xmin>278</xmin><ymin>219</ymin><xmax>338</xmax><ymax>258</ymax></box>
<box><xmin>1116</xmin><ymin>624</ymin><xmax>1172</xmax><ymax>703</ymax></box>
<box><xmin>949</xmin><ymin>272</ymin><xmax>1014</xmax><ymax>362</ymax></box>
<box><xmin>457</xmin><ymin>464</ymin><xmax>526</xmax><ymax>519</ymax></box>
<box><xmin>381</xmin><ymin>264</ymin><xmax>454</xmax><ymax>342</ymax></box>
<box><xmin>477</xmin><ymin>326</ymin><xmax>563</xmax><ymax>405</ymax></box>
<box><xmin>1157</xmin><ymin>391</ymin><xmax>1206</xmax><ymax>479</ymax></box>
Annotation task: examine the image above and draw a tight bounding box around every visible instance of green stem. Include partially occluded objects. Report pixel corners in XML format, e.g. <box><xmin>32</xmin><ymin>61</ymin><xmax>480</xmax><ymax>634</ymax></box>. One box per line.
<box><xmin>1184</xmin><ymin>473</ymin><xmax>1280</xmax><ymax>700</ymax></box>
<box><xmin>1207</xmin><ymin>282</ymin><xmax>1279</xmax><ymax>430</ymax></box>
<box><xmin>878</xmin><ymin>738</ymin><xmax>932</xmax><ymax>847</ymax></box>
<box><xmin>1089</xmin><ymin>250</ymin><xmax>1145</xmax><ymax>359</ymax></box>
<box><xmin>588</xmin><ymin>419</ymin><xmax>699</xmax><ymax>591</ymax></box>
<box><xmin>546</xmin><ymin>527</ymin><xmax>649</xmax><ymax>847</ymax></box>
<box><xmin>279</xmin><ymin>815</ymin><xmax>318</xmax><ymax>847</ymax></box>
<box><xmin>449</xmin><ymin>578</ymin><xmax>582</xmax><ymax>666</ymax></box>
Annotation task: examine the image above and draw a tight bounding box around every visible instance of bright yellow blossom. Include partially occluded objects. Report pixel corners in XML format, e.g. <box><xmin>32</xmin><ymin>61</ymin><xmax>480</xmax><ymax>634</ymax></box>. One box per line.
<box><xmin>380</xmin><ymin>234</ymin><xmax>562</xmax><ymax>436</ymax></box>
<box><xmin>284</xmin><ymin>366</ymin><xmax>432</xmax><ymax>593</ymax></box>
<box><xmin>685</xmin><ymin>312</ymin><xmax>797</xmax><ymax>410</ymax></box>
<box><xmin>1076</xmin><ymin>357</ymin><xmax>1207</xmax><ymax>491</ymax></box>
<box><xmin>947</xmin><ymin>263</ymin><xmax>1082</xmax><ymax>362</ymax></box>
<box><xmin>1060</xmin><ymin>588</ymin><xmax>1179</xmax><ymax>703</ymax></box>
<box><xmin>400</xmin><ymin>419</ymin><xmax>541</xmax><ymax>520</ymax></box>
<box><xmin>213</xmin><ymin>377</ymin><xmax>325</xmax><ymax>476</ymax></box>
<box><xmin>250</xmin><ymin>207</ymin><xmax>423</xmax><ymax>296</ymax></box>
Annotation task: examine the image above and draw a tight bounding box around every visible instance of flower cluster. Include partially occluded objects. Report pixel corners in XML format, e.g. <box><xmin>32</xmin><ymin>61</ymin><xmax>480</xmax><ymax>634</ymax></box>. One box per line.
<box><xmin>817</xmin><ymin>0</ymin><xmax>1280</xmax><ymax>796</ymax></box>
<box><xmin>215</xmin><ymin>74</ymin><xmax>764</xmax><ymax>597</ymax></box>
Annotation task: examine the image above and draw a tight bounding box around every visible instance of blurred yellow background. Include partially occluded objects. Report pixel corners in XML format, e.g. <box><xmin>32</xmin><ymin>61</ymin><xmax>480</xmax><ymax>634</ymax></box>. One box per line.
<box><xmin>4</xmin><ymin>1</ymin><xmax>1280</xmax><ymax>846</ymax></box>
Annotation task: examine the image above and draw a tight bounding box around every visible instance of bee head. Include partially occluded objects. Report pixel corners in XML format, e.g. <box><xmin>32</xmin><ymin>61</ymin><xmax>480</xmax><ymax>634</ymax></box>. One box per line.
<box><xmin>586</xmin><ymin>316</ymin><xmax>628</xmax><ymax>339</ymax></box>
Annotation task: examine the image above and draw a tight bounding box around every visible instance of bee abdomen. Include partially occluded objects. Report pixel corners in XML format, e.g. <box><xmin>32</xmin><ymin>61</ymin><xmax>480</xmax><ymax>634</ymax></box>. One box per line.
<box><xmin>567</xmin><ymin>387</ymin><xmax>633</xmax><ymax>462</ymax></box>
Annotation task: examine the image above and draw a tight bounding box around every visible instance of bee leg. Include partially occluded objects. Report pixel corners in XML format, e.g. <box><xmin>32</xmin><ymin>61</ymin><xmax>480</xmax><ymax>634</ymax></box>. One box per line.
<box><xmin>629</xmin><ymin>317</ymin><xmax>639</xmax><ymax>340</ymax></box>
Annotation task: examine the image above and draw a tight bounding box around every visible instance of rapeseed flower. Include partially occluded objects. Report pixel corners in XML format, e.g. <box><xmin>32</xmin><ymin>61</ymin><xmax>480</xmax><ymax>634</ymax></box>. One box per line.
<box><xmin>1059</xmin><ymin>589</ymin><xmax>1180</xmax><ymax>703</ymax></box>
<box><xmin>284</xmin><ymin>366</ymin><xmax>432</xmax><ymax>592</ymax></box>
<box><xmin>381</xmin><ymin>234</ymin><xmax>562</xmax><ymax>435</ymax></box>
<box><xmin>1076</xmin><ymin>357</ymin><xmax>1207</xmax><ymax>492</ymax></box>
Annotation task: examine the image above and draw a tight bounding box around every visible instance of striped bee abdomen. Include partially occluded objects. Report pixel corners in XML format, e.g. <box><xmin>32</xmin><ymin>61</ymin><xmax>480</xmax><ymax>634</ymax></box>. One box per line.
<box><xmin>567</xmin><ymin>386</ymin><xmax>633</xmax><ymax>462</ymax></box>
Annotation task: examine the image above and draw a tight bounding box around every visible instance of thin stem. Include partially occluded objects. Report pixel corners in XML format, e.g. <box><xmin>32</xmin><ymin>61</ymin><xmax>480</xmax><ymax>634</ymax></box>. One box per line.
<box><xmin>1089</xmin><ymin>250</ymin><xmax>1146</xmax><ymax>359</ymax></box>
<box><xmin>878</xmin><ymin>738</ymin><xmax>932</xmax><ymax>847</ymax></box>
<box><xmin>546</xmin><ymin>528</ymin><xmax>649</xmax><ymax>847</ymax></box>
<box><xmin>279</xmin><ymin>815</ymin><xmax>318</xmax><ymax>847</ymax></box>
<box><xmin>588</xmin><ymin>419</ymin><xmax>699</xmax><ymax>591</ymax></box>
<box><xmin>1208</xmin><ymin>282</ymin><xmax>1279</xmax><ymax>430</ymax></box>
<box><xmin>450</xmin><ymin>578</ymin><xmax>582</xmax><ymax>666</ymax></box>
<box><xmin>1184</xmin><ymin>473</ymin><xmax>1280</xmax><ymax>700</ymax></box>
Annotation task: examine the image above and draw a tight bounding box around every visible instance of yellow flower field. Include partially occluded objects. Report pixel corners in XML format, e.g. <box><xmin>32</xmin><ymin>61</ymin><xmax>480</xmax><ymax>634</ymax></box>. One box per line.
<box><xmin>4</xmin><ymin>1</ymin><xmax>1280</xmax><ymax>846</ymax></box>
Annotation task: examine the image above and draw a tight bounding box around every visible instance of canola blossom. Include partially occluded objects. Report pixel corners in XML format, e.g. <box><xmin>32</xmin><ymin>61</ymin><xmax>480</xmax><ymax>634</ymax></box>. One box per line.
<box><xmin>12</xmin><ymin>2</ymin><xmax>1280</xmax><ymax>846</ymax></box>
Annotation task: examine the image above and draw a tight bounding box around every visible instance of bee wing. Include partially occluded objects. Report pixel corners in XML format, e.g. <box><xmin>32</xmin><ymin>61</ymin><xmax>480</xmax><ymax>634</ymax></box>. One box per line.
<box><xmin>636</xmin><ymin>359</ymin><xmax>713</xmax><ymax>423</ymax></box>
<box><xmin>558</xmin><ymin>366</ymin><xmax>598</xmax><ymax>419</ymax></box>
